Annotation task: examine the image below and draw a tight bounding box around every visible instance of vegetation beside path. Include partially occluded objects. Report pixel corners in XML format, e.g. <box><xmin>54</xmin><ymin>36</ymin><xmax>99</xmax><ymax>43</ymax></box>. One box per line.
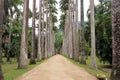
<box><xmin>3</xmin><ymin>55</ymin><xmax>111</xmax><ymax>80</ymax></box>
<box><xmin>66</xmin><ymin>56</ymin><xmax>111</xmax><ymax>78</ymax></box>
<box><xmin>2</xmin><ymin>58</ymin><xmax>47</xmax><ymax>80</ymax></box>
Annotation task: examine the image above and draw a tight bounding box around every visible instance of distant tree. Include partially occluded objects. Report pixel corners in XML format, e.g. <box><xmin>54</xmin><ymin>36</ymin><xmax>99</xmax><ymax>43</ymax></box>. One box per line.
<box><xmin>37</xmin><ymin>0</ymin><xmax>42</xmax><ymax>61</ymax></box>
<box><xmin>30</xmin><ymin>0</ymin><xmax>36</xmax><ymax>64</ymax></box>
<box><xmin>80</xmin><ymin>0</ymin><xmax>86</xmax><ymax>64</ymax></box>
<box><xmin>59</xmin><ymin>0</ymin><xmax>69</xmax><ymax>56</ymax></box>
<box><xmin>68</xmin><ymin>0</ymin><xmax>73</xmax><ymax>58</ymax></box>
<box><xmin>0</xmin><ymin>0</ymin><xmax>4</xmax><ymax>79</ymax></box>
<box><xmin>73</xmin><ymin>0</ymin><xmax>79</xmax><ymax>62</ymax></box>
<box><xmin>45</xmin><ymin>0</ymin><xmax>48</xmax><ymax>58</ymax></box>
<box><xmin>18</xmin><ymin>0</ymin><xmax>29</xmax><ymax>69</ymax></box>
<box><xmin>41</xmin><ymin>0</ymin><xmax>45</xmax><ymax>59</ymax></box>
<box><xmin>110</xmin><ymin>0</ymin><xmax>120</xmax><ymax>80</ymax></box>
<box><xmin>59</xmin><ymin>0</ymin><xmax>69</xmax><ymax>30</ymax></box>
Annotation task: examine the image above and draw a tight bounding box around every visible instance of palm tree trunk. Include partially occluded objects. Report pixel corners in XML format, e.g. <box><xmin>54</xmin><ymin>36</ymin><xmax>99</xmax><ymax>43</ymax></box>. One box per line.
<box><xmin>110</xmin><ymin>0</ymin><xmax>120</xmax><ymax>80</ymax></box>
<box><xmin>74</xmin><ymin>0</ymin><xmax>79</xmax><ymax>61</ymax></box>
<box><xmin>47</xmin><ymin>4</ymin><xmax>50</xmax><ymax>57</ymax></box>
<box><xmin>80</xmin><ymin>0</ymin><xmax>86</xmax><ymax>64</ymax></box>
<box><xmin>18</xmin><ymin>0</ymin><xmax>29</xmax><ymax>69</ymax></box>
<box><xmin>62</xmin><ymin>12</ymin><xmax>68</xmax><ymax>56</ymax></box>
<box><xmin>49</xmin><ymin>10</ymin><xmax>53</xmax><ymax>56</ymax></box>
<box><xmin>68</xmin><ymin>0</ymin><xmax>73</xmax><ymax>58</ymax></box>
<box><xmin>45</xmin><ymin>0</ymin><xmax>48</xmax><ymax>58</ymax></box>
<box><xmin>41</xmin><ymin>0</ymin><xmax>45</xmax><ymax>59</ymax></box>
<box><xmin>66</xmin><ymin>11</ymin><xmax>69</xmax><ymax>57</ymax></box>
<box><xmin>90</xmin><ymin>0</ymin><xmax>97</xmax><ymax>69</ymax></box>
<box><xmin>0</xmin><ymin>0</ymin><xmax>4</xmax><ymax>79</ymax></box>
<box><xmin>30</xmin><ymin>0</ymin><xmax>36</xmax><ymax>64</ymax></box>
<box><xmin>37</xmin><ymin>0</ymin><xmax>42</xmax><ymax>61</ymax></box>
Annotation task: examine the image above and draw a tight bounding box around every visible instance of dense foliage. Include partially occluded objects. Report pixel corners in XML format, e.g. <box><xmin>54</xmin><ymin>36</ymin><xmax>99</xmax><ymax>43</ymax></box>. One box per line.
<box><xmin>85</xmin><ymin>0</ymin><xmax>112</xmax><ymax>64</ymax></box>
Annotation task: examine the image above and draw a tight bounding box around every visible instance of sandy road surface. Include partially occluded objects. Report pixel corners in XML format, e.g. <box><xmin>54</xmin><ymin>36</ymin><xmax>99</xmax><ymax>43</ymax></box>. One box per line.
<box><xmin>15</xmin><ymin>55</ymin><xmax>97</xmax><ymax>80</ymax></box>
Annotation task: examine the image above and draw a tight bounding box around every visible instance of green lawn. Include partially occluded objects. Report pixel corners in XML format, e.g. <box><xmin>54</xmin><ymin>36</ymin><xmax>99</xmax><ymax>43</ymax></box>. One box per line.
<box><xmin>2</xmin><ymin>58</ymin><xmax>46</xmax><ymax>80</ymax></box>
<box><xmin>67</xmin><ymin>56</ymin><xmax>111</xmax><ymax>78</ymax></box>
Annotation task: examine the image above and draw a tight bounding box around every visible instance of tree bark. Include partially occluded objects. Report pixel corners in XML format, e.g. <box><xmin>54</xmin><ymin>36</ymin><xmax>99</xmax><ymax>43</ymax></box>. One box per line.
<box><xmin>37</xmin><ymin>0</ymin><xmax>42</xmax><ymax>61</ymax></box>
<box><xmin>18</xmin><ymin>0</ymin><xmax>29</xmax><ymax>69</ymax></box>
<box><xmin>80</xmin><ymin>0</ymin><xmax>86</xmax><ymax>64</ymax></box>
<box><xmin>30</xmin><ymin>0</ymin><xmax>36</xmax><ymax>64</ymax></box>
<box><xmin>47</xmin><ymin>4</ymin><xmax>51</xmax><ymax>57</ymax></box>
<box><xmin>90</xmin><ymin>0</ymin><xmax>97</xmax><ymax>69</ymax></box>
<box><xmin>45</xmin><ymin>0</ymin><xmax>48</xmax><ymax>58</ymax></box>
<box><xmin>49</xmin><ymin>9</ymin><xmax>53</xmax><ymax>57</ymax></box>
<box><xmin>41</xmin><ymin>0</ymin><xmax>45</xmax><ymax>59</ymax></box>
<box><xmin>68</xmin><ymin>0</ymin><xmax>73</xmax><ymax>58</ymax></box>
<box><xmin>110</xmin><ymin>0</ymin><xmax>120</xmax><ymax>80</ymax></box>
<box><xmin>73</xmin><ymin>0</ymin><xmax>79</xmax><ymax>61</ymax></box>
<box><xmin>0</xmin><ymin>0</ymin><xmax>4</xmax><ymax>79</ymax></box>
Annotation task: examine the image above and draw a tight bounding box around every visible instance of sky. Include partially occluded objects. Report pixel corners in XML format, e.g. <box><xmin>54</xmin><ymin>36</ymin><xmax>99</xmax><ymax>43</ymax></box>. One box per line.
<box><xmin>29</xmin><ymin>0</ymin><xmax>99</xmax><ymax>27</ymax></box>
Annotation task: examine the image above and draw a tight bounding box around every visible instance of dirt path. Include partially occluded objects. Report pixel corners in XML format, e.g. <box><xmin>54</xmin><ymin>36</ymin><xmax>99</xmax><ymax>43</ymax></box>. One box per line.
<box><xmin>15</xmin><ymin>55</ymin><xmax>97</xmax><ymax>80</ymax></box>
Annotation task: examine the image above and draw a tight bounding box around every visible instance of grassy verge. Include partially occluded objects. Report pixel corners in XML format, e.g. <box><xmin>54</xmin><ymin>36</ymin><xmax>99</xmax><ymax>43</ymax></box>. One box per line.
<box><xmin>2</xmin><ymin>58</ymin><xmax>47</xmax><ymax>80</ymax></box>
<box><xmin>66</xmin><ymin>57</ymin><xmax>110</xmax><ymax>78</ymax></box>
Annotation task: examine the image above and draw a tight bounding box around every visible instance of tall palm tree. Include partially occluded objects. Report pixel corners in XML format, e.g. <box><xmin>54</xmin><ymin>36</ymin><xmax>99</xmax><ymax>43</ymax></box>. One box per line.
<box><xmin>18</xmin><ymin>0</ymin><xmax>29</xmax><ymax>69</ymax></box>
<box><xmin>0</xmin><ymin>0</ymin><xmax>4</xmax><ymax>79</ymax></box>
<box><xmin>48</xmin><ymin>9</ymin><xmax>53</xmax><ymax>57</ymax></box>
<box><xmin>68</xmin><ymin>0</ymin><xmax>73</xmax><ymax>58</ymax></box>
<box><xmin>74</xmin><ymin>0</ymin><xmax>79</xmax><ymax>61</ymax></box>
<box><xmin>72</xmin><ymin>0</ymin><xmax>75</xmax><ymax>59</ymax></box>
<box><xmin>47</xmin><ymin>2</ymin><xmax>51</xmax><ymax>57</ymax></box>
<box><xmin>41</xmin><ymin>0</ymin><xmax>45</xmax><ymax>59</ymax></box>
<box><xmin>80</xmin><ymin>0</ymin><xmax>86</xmax><ymax>64</ymax></box>
<box><xmin>45</xmin><ymin>0</ymin><xmax>49</xmax><ymax>58</ymax></box>
<box><xmin>30</xmin><ymin>0</ymin><xmax>36</xmax><ymax>64</ymax></box>
<box><xmin>37</xmin><ymin>0</ymin><xmax>42</xmax><ymax>61</ymax></box>
<box><xmin>110</xmin><ymin>0</ymin><xmax>120</xmax><ymax>80</ymax></box>
<box><xmin>60</xmin><ymin>0</ymin><xmax>69</xmax><ymax>57</ymax></box>
<box><xmin>62</xmin><ymin>11</ymin><xmax>69</xmax><ymax>57</ymax></box>
<box><xmin>90</xmin><ymin>0</ymin><xmax>97</xmax><ymax>69</ymax></box>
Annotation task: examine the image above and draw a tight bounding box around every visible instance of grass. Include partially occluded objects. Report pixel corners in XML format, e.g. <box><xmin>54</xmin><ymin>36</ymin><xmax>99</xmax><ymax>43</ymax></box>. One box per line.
<box><xmin>2</xmin><ymin>58</ymin><xmax>47</xmax><ymax>80</ymax></box>
<box><xmin>2</xmin><ymin>55</ymin><xmax>111</xmax><ymax>80</ymax></box>
<box><xmin>66</xmin><ymin>56</ymin><xmax>111</xmax><ymax>78</ymax></box>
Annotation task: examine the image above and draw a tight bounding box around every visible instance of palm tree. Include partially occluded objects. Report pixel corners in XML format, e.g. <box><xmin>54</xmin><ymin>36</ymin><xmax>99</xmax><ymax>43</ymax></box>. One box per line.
<box><xmin>110</xmin><ymin>0</ymin><xmax>120</xmax><ymax>80</ymax></box>
<box><xmin>60</xmin><ymin>0</ymin><xmax>69</xmax><ymax>13</ymax></box>
<box><xmin>18</xmin><ymin>0</ymin><xmax>29</xmax><ymax>69</ymax></box>
<box><xmin>45</xmin><ymin>0</ymin><xmax>49</xmax><ymax>58</ymax></box>
<box><xmin>47</xmin><ymin>2</ymin><xmax>51</xmax><ymax>57</ymax></box>
<box><xmin>60</xmin><ymin>0</ymin><xmax>69</xmax><ymax>56</ymax></box>
<box><xmin>0</xmin><ymin>0</ymin><xmax>4</xmax><ymax>79</ymax></box>
<box><xmin>41</xmin><ymin>0</ymin><xmax>45</xmax><ymax>59</ymax></box>
<box><xmin>62</xmin><ymin>11</ymin><xmax>69</xmax><ymax>57</ymax></box>
<box><xmin>37</xmin><ymin>0</ymin><xmax>42</xmax><ymax>61</ymax></box>
<box><xmin>48</xmin><ymin>9</ymin><xmax>52</xmax><ymax>57</ymax></box>
<box><xmin>90</xmin><ymin>0</ymin><xmax>97</xmax><ymax>69</ymax></box>
<box><xmin>74</xmin><ymin>0</ymin><xmax>79</xmax><ymax>61</ymax></box>
<box><xmin>30</xmin><ymin>0</ymin><xmax>36</xmax><ymax>64</ymax></box>
<box><xmin>80</xmin><ymin>0</ymin><xmax>86</xmax><ymax>64</ymax></box>
<box><xmin>68</xmin><ymin>0</ymin><xmax>73</xmax><ymax>58</ymax></box>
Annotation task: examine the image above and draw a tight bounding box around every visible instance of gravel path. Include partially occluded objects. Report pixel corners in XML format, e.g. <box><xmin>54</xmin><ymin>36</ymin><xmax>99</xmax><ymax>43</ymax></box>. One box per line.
<box><xmin>15</xmin><ymin>55</ymin><xmax>97</xmax><ymax>80</ymax></box>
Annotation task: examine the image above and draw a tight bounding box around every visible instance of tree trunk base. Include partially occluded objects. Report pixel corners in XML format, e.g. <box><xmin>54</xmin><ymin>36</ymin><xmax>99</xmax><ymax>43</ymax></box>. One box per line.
<box><xmin>30</xmin><ymin>60</ymin><xmax>36</xmax><ymax>65</ymax></box>
<box><xmin>110</xmin><ymin>68</ymin><xmax>120</xmax><ymax>80</ymax></box>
